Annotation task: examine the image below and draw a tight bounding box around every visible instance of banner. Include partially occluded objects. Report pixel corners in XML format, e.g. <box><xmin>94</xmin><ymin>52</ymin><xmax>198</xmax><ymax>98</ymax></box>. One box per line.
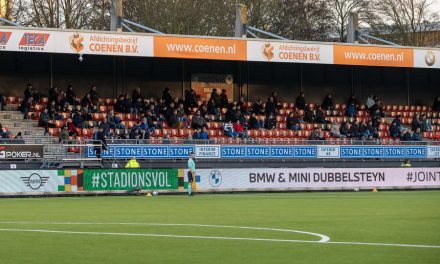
<box><xmin>247</xmin><ymin>40</ymin><xmax>333</xmax><ymax>64</ymax></box>
<box><xmin>0</xmin><ymin>144</ymin><xmax>43</xmax><ymax>160</ymax></box>
<box><xmin>333</xmin><ymin>44</ymin><xmax>414</xmax><ymax>68</ymax></box>
<box><xmin>154</xmin><ymin>36</ymin><xmax>247</xmax><ymax>61</ymax></box>
<box><xmin>0</xmin><ymin>170</ymin><xmax>60</xmax><ymax>193</ymax></box>
<box><xmin>83</xmin><ymin>169</ymin><xmax>179</xmax><ymax>191</ymax></box>
<box><xmin>413</xmin><ymin>49</ymin><xmax>440</xmax><ymax>69</ymax></box>
<box><xmin>189</xmin><ymin>168</ymin><xmax>440</xmax><ymax>191</ymax></box>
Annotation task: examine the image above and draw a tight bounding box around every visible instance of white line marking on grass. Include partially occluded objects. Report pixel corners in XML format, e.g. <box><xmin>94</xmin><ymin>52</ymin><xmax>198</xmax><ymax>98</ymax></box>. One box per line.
<box><xmin>0</xmin><ymin>228</ymin><xmax>439</xmax><ymax>249</ymax></box>
<box><xmin>0</xmin><ymin>222</ymin><xmax>330</xmax><ymax>242</ymax></box>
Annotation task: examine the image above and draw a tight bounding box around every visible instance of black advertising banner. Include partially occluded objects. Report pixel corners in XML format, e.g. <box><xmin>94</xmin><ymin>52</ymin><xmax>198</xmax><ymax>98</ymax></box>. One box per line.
<box><xmin>0</xmin><ymin>144</ymin><xmax>43</xmax><ymax>160</ymax></box>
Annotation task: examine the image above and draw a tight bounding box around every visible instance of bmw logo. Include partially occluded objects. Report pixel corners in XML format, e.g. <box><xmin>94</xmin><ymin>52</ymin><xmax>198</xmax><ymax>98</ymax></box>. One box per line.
<box><xmin>209</xmin><ymin>170</ymin><xmax>222</xmax><ymax>187</ymax></box>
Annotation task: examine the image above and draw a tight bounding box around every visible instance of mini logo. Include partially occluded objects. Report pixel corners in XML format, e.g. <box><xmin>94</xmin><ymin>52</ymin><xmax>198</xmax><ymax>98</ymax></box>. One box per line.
<box><xmin>69</xmin><ymin>33</ymin><xmax>84</xmax><ymax>53</ymax></box>
<box><xmin>21</xmin><ymin>173</ymin><xmax>49</xmax><ymax>190</ymax></box>
<box><xmin>209</xmin><ymin>170</ymin><xmax>222</xmax><ymax>187</ymax></box>
<box><xmin>19</xmin><ymin>33</ymin><xmax>50</xmax><ymax>46</ymax></box>
<box><xmin>425</xmin><ymin>51</ymin><xmax>435</xmax><ymax>66</ymax></box>
<box><xmin>0</xmin><ymin>32</ymin><xmax>12</xmax><ymax>45</ymax></box>
<box><xmin>262</xmin><ymin>43</ymin><xmax>274</xmax><ymax>60</ymax></box>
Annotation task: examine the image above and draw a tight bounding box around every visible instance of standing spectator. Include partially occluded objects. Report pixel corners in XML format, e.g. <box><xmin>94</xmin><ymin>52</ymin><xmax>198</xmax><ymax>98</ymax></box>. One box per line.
<box><xmin>72</xmin><ymin>112</ymin><xmax>84</xmax><ymax>128</ymax></box>
<box><xmin>252</xmin><ymin>99</ymin><xmax>265</xmax><ymax>115</ymax></box>
<box><xmin>24</xmin><ymin>83</ymin><xmax>34</xmax><ymax>100</ymax></box>
<box><xmin>207</xmin><ymin>98</ymin><xmax>219</xmax><ymax>116</ymax></box>
<box><xmin>114</xmin><ymin>95</ymin><xmax>125</xmax><ymax>112</ymax></box>
<box><xmin>304</xmin><ymin>106</ymin><xmax>316</xmax><ymax>123</ymax></box>
<box><xmin>81</xmin><ymin>93</ymin><xmax>93</xmax><ymax>109</ymax></box>
<box><xmin>421</xmin><ymin>114</ymin><xmax>432</xmax><ymax>132</ymax></box>
<box><xmin>433</xmin><ymin>96</ymin><xmax>440</xmax><ymax>112</ymax></box>
<box><xmin>132</xmin><ymin>87</ymin><xmax>142</xmax><ymax>104</ymax></box>
<box><xmin>389</xmin><ymin>122</ymin><xmax>401</xmax><ymax>139</ymax></box>
<box><xmin>210</xmin><ymin>89</ymin><xmax>221</xmax><ymax>107</ymax></box>
<box><xmin>265</xmin><ymin>113</ymin><xmax>276</xmax><ymax>130</ymax></box>
<box><xmin>48</xmin><ymin>86</ymin><xmax>58</xmax><ymax>104</ymax></box>
<box><xmin>321</xmin><ymin>94</ymin><xmax>333</xmax><ymax>110</ymax></box>
<box><xmin>66</xmin><ymin>118</ymin><xmax>77</xmax><ymax>137</ymax></box>
<box><xmin>347</xmin><ymin>94</ymin><xmax>357</xmax><ymax>106</ymax></box>
<box><xmin>411</xmin><ymin>113</ymin><xmax>422</xmax><ymax>131</ymax></box>
<box><xmin>296</xmin><ymin>92</ymin><xmax>306</xmax><ymax>110</ymax></box>
<box><xmin>392</xmin><ymin>115</ymin><xmax>402</xmax><ymax>129</ymax></box>
<box><xmin>66</xmin><ymin>85</ymin><xmax>78</xmax><ymax>105</ymax></box>
<box><xmin>89</xmin><ymin>85</ymin><xmax>99</xmax><ymax>105</ymax></box>
<box><xmin>220</xmin><ymin>89</ymin><xmax>228</xmax><ymax>108</ymax></box>
<box><xmin>93</xmin><ymin>127</ymin><xmax>107</xmax><ymax>159</ymax></box>
<box><xmin>225</xmin><ymin>105</ymin><xmax>237</xmax><ymax>123</ymax></box>
<box><xmin>265</xmin><ymin>97</ymin><xmax>278</xmax><ymax>116</ymax></box>
<box><xmin>123</xmin><ymin>94</ymin><xmax>133</xmax><ymax>113</ymax></box>
<box><xmin>14</xmin><ymin>132</ymin><xmax>23</xmax><ymax>139</ymax></box>
<box><xmin>168</xmin><ymin>110</ymin><xmax>181</xmax><ymax>129</ymax></box>
<box><xmin>0</xmin><ymin>94</ymin><xmax>7</xmax><ymax>111</ymax></box>
<box><xmin>185</xmin><ymin>88</ymin><xmax>197</xmax><ymax>108</ymax></box>
<box><xmin>21</xmin><ymin>96</ymin><xmax>33</xmax><ymax>119</ymax></box>
<box><xmin>162</xmin><ymin>88</ymin><xmax>173</xmax><ymax>106</ymax></box>
<box><xmin>271</xmin><ymin>91</ymin><xmax>279</xmax><ymax>106</ymax></box>
<box><xmin>345</xmin><ymin>102</ymin><xmax>356</xmax><ymax>118</ymax></box>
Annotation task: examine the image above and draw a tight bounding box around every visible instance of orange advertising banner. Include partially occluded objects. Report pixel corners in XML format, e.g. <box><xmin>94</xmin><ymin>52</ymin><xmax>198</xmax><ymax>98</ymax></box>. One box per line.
<box><xmin>334</xmin><ymin>45</ymin><xmax>414</xmax><ymax>67</ymax></box>
<box><xmin>154</xmin><ymin>36</ymin><xmax>247</xmax><ymax>61</ymax></box>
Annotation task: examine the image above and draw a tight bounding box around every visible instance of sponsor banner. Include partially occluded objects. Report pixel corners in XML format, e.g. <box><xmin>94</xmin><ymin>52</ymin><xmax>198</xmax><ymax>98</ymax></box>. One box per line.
<box><xmin>333</xmin><ymin>45</ymin><xmax>414</xmax><ymax>68</ymax></box>
<box><xmin>414</xmin><ymin>49</ymin><xmax>440</xmax><ymax>69</ymax></box>
<box><xmin>195</xmin><ymin>145</ymin><xmax>221</xmax><ymax>159</ymax></box>
<box><xmin>190</xmin><ymin>168</ymin><xmax>440</xmax><ymax>191</ymax></box>
<box><xmin>0</xmin><ymin>144</ymin><xmax>43</xmax><ymax>160</ymax></box>
<box><xmin>0</xmin><ymin>170</ymin><xmax>61</xmax><ymax>193</ymax></box>
<box><xmin>154</xmin><ymin>36</ymin><xmax>247</xmax><ymax>61</ymax></box>
<box><xmin>83</xmin><ymin>169</ymin><xmax>178</xmax><ymax>191</ymax></box>
<box><xmin>2</xmin><ymin>28</ymin><xmax>153</xmax><ymax>56</ymax></box>
<box><xmin>247</xmin><ymin>40</ymin><xmax>333</xmax><ymax>64</ymax></box>
<box><xmin>86</xmin><ymin>144</ymin><xmax>438</xmax><ymax>159</ymax></box>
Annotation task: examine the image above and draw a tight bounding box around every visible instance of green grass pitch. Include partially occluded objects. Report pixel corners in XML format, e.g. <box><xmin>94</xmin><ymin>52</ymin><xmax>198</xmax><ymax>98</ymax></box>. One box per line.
<box><xmin>0</xmin><ymin>191</ymin><xmax>439</xmax><ymax>264</ymax></box>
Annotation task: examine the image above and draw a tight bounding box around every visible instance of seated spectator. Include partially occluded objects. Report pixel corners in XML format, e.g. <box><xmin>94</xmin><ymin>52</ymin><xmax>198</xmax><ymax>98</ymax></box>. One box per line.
<box><xmin>392</xmin><ymin>115</ymin><xmax>402</xmax><ymax>129</ymax></box>
<box><xmin>21</xmin><ymin>96</ymin><xmax>33</xmax><ymax>119</ymax></box>
<box><xmin>132</xmin><ymin>98</ymin><xmax>143</xmax><ymax>114</ymax></box>
<box><xmin>309</xmin><ymin>127</ymin><xmax>325</xmax><ymax>140</ymax></box>
<box><xmin>287</xmin><ymin>113</ymin><xmax>302</xmax><ymax>131</ymax></box>
<box><xmin>48</xmin><ymin>86</ymin><xmax>57</xmax><ymax>103</ymax></box>
<box><xmin>72</xmin><ymin>112</ymin><xmax>84</xmax><ymax>128</ymax></box>
<box><xmin>252</xmin><ymin>99</ymin><xmax>265</xmax><ymax>116</ymax></box>
<box><xmin>0</xmin><ymin>94</ymin><xmax>7</xmax><ymax>111</ymax></box>
<box><xmin>220</xmin><ymin>89</ymin><xmax>228</xmax><ymax>108</ymax></box>
<box><xmin>193</xmin><ymin>128</ymin><xmax>202</xmax><ymax>140</ymax></box>
<box><xmin>421</xmin><ymin>114</ymin><xmax>432</xmax><ymax>132</ymax></box>
<box><xmin>192</xmin><ymin>110</ymin><xmax>206</xmax><ymax>129</ymax></box>
<box><xmin>412</xmin><ymin>128</ymin><xmax>422</xmax><ymax>141</ymax></box>
<box><xmin>349</xmin><ymin>120</ymin><xmax>360</xmax><ymax>139</ymax></box>
<box><xmin>81</xmin><ymin>109</ymin><xmax>92</xmax><ymax>124</ymax></box>
<box><xmin>59</xmin><ymin>126</ymin><xmax>70</xmax><ymax>143</ymax></box>
<box><xmin>225</xmin><ymin>105</ymin><xmax>237</xmax><ymax>123</ymax></box>
<box><xmin>224</xmin><ymin>121</ymin><xmax>237</xmax><ymax>138</ymax></box>
<box><xmin>248</xmin><ymin>113</ymin><xmax>264</xmax><ymax>130</ymax></box>
<box><xmin>207</xmin><ymin>98</ymin><xmax>219</xmax><ymax>116</ymax></box>
<box><xmin>321</xmin><ymin>94</ymin><xmax>333</xmax><ymax>110</ymax></box>
<box><xmin>345</xmin><ymin>102</ymin><xmax>356</xmax><ymax>118</ymax></box>
<box><xmin>401</xmin><ymin>129</ymin><xmax>412</xmax><ymax>141</ymax></box>
<box><xmin>340</xmin><ymin>122</ymin><xmax>351</xmax><ymax>138</ymax></box>
<box><xmin>233</xmin><ymin>120</ymin><xmax>249</xmax><ymax>139</ymax></box>
<box><xmin>389</xmin><ymin>121</ymin><xmax>400</xmax><ymax>139</ymax></box>
<box><xmin>200</xmin><ymin>127</ymin><xmax>209</xmax><ymax>140</ymax></box>
<box><xmin>238</xmin><ymin>96</ymin><xmax>248</xmax><ymax>113</ymax></box>
<box><xmin>304</xmin><ymin>106</ymin><xmax>316</xmax><ymax>123</ymax></box>
<box><xmin>433</xmin><ymin>96</ymin><xmax>440</xmax><ymax>112</ymax></box>
<box><xmin>162</xmin><ymin>87</ymin><xmax>173</xmax><ymax>106</ymax></box>
<box><xmin>0</xmin><ymin>123</ymin><xmax>11</xmax><ymax>138</ymax></box>
<box><xmin>265</xmin><ymin>113</ymin><xmax>276</xmax><ymax>130</ymax></box>
<box><xmin>168</xmin><ymin>110</ymin><xmax>181</xmax><ymax>129</ymax></box>
<box><xmin>295</xmin><ymin>92</ymin><xmax>306</xmax><ymax>110</ymax></box>
<box><xmin>99</xmin><ymin>119</ymin><xmax>111</xmax><ymax>137</ymax></box>
<box><xmin>14</xmin><ymin>132</ymin><xmax>23</xmax><ymax>139</ymax></box>
<box><xmin>38</xmin><ymin>108</ymin><xmax>54</xmax><ymax>133</ymax></box>
<box><xmin>123</xmin><ymin>94</ymin><xmax>133</xmax><ymax>113</ymax></box>
<box><xmin>347</xmin><ymin>94</ymin><xmax>357</xmax><ymax>106</ymax></box>
<box><xmin>367</xmin><ymin>120</ymin><xmax>379</xmax><ymax>139</ymax></box>
<box><xmin>411</xmin><ymin>113</ymin><xmax>422</xmax><ymax>131</ymax></box>
<box><xmin>32</xmin><ymin>89</ymin><xmax>41</xmax><ymax>104</ymax></box>
<box><xmin>330</xmin><ymin>123</ymin><xmax>345</xmax><ymax>138</ymax></box>
<box><xmin>66</xmin><ymin>118</ymin><xmax>77</xmax><ymax>137</ymax></box>
<box><xmin>162</xmin><ymin>133</ymin><xmax>171</xmax><ymax>144</ymax></box>
<box><xmin>315</xmin><ymin>106</ymin><xmax>326</xmax><ymax>124</ymax></box>
<box><xmin>358</xmin><ymin>121</ymin><xmax>370</xmax><ymax>140</ymax></box>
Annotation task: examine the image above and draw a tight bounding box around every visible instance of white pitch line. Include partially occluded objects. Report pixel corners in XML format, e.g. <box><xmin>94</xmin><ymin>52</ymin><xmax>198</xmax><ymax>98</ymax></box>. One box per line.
<box><xmin>0</xmin><ymin>228</ymin><xmax>439</xmax><ymax>249</ymax></box>
<box><xmin>0</xmin><ymin>222</ymin><xmax>330</xmax><ymax>242</ymax></box>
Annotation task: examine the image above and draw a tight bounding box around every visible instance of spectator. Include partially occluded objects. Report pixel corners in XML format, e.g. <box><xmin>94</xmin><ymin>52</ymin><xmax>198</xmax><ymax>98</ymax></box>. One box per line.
<box><xmin>32</xmin><ymin>89</ymin><xmax>41</xmax><ymax>104</ymax></box>
<box><xmin>345</xmin><ymin>102</ymin><xmax>356</xmax><ymax>118</ymax></box>
<box><xmin>200</xmin><ymin>127</ymin><xmax>209</xmax><ymax>140</ymax></box>
<box><xmin>162</xmin><ymin>87</ymin><xmax>173</xmax><ymax>106</ymax></box>
<box><xmin>81</xmin><ymin>109</ymin><xmax>92</xmax><ymax>125</ymax></box>
<box><xmin>59</xmin><ymin>126</ymin><xmax>70</xmax><ymax>142</ymax></box>
<box><xmin>265</xmin><ymin>96</ymin><xmax>277</xmax><ymax>116</ymax></box>
<box><xmin>21</xmin><ymin>96</ymin><xmax>33</xmax><ymax>119</ymax></box>
<box><xmin>185</xmin><ymin>88</ymin><xmax>197</xmax><ymax>108</ymax></box>
<box><xmin>123</xmin><ymin>94</ymin><xmax>133</xmax><ymax>113</ymax></box>
<box><xmin>367</xmin><ymin>120</ymin><xmax>379</xmax><ymax>139</ymax></box>
<box><xmin>72</xmin><ymin>112</ymin><xmax>84</xmax><ymax>128</ymax></box>
<box><xmin>252</xmin><ymin>99</ymin><xmax>265</xmax><ymax>116</ymax></box>
<box><xmin>349</xmin><ymin>120</ymin><xmax>360</xmax><ymax>139</ymax></box>
<box><xmin>340</xmin><ymin>122</ymin><xmax>351</xmax><ymax>138</ymax></box>
<box><xmin>224</xmin><ymin>121</ymin><xmax>237</xmax><ymax>138</ymax></box>
<box><xmin>248</xmin><ymin>113</ymin><xmax>263</xmax><ymax>130</ymax></box>
<box><xmin>366</xmin><ymin>95</ymin><xmax>376</xmax><ymax>109</ymax></box>
<box><xmin>330</xmin><ymin>123</ymin><xmax>344</xmax><ymax>138</ymax></box>
<box><xmin>132</xmin><ymin>87</ymin><xmax>142</xmax><ymax>104</ymax></box>
<box><xmin>412</xmin><ymin>128</ymin><xmax>422</xmax><ymax>141</ymax></box>
<box><xmin>132</xmin><ymin>98</ymin><xmax>143</xmax><ymax>114</ymax></box>
<box><xmin>287</xmin><ymin>112</ymin><xmax>302</xmax><ymax>131</ymax></box>
<box><xmin>66</xmin><ymin>118</ymin><xmax>77</xmax><ymax>137</ymax></box>
<box><xmin>271</xmin><ymin>91</ymin><xmax>279</xmax><ymax>107</ymax></box>
<box><xmin>93</xmin><ymin>127</ymin><xmax>107</xmax><ymax>158</ymax></box>
<box><xmin>81</xmin><ymin>93</ymin><xmax>93</xmax><ymax>109</ymax></box>
<box><xmin>66</xmin><ymin>85</ymin><xmax>78</xmax><ymax>105</ymax></box>
<box><xmin>99</xmin><ymin>118</ymin><xmax>111</xmax><ymax>136</ymax></box>
<box><xmin>192</xmin><ymin>110</ymin><xmax>206</xmax><ymax>129</ymax></box>
<box><xmin>309</xmin><ymin>127</ymin><xmax>325</xmax><ymax>140</ymax></box>
<box><xmin>433</xmin><ymin>96</ymin><xmax>440</xmax><ymax>112</ymax></box>
<box><xmin>347</xmin><ymin>94</ymin><xmax>357</xmax><ymax>106</ymax></box>
<box><xmin>176</xmin><ymin>104</ymin><xmax>187</xmax><ymax>123</ymax></box>
<box><xmin>296</xmin><ymin>92</ymin><xmax>306</xmax><ymax>110</ymax></box>
<box><xmin>238</xmin><ymin>96</ymin><xmax>248</xmax><ymax>113</ymax></box>
<box><xmin>24</xmin><ymin>83</ymin><xmax>34</xmax><ymax>100</ymax></box>
<box><xmin>162</xmin><ymin>133</ymin><xmax>171</xmax><ymax>144</ymax></box>
<box><xmin>265</xmin><ymin>113</ymin><xmax>277</xmax><ymax>130</ymax></box>
<box><xmin>89</xmin><ymin>85</ymin><xmax>99</xmax><ymax>105</ymax></box>
<box><xmin>145</xmin><ymin>111</ymin><xmax>157</xmax><ymax>130</ymax></box>
<box><xmin>0</xmin><ymin>94</ymin><xmax>7</xmax><ymax>111</ymax></box>
<box><xmin>210</xmin><ymin>88</ymin><xmax>221</xmax><ymax>107</ymax></box>
<box><xmin>389</xmin><ymin>121</ymin><xmax>400</xmax><ymax>139</ymax></box>
<box><xmin>38</xmin><ymin>108</ymin><xmax>53</xmax><ymax>133</ymax></box>
<box><xmin>225</xmin><ymin>105</ymin><xmax>237</xmax><ymax>123</ymax></box>
<box><xmin>358</xmin><ymin>121</ymin><xmax>370</xmax><ymax>140</ymax></box>
<box><xmin>401</xmin><ymin>129</ymin><xmax>412</xmax><ymax>141</ymax></box>
<box><xmin>114</xmin><ymin>95</ymin><xmax>125</xmax><ymax>112</ymax></box>
<box><xmin>233</xmin><ymin>120</ymin><xmax>248</xmax><ymax>139</ymax></box>
<box><xmin>321</xmin><ymin>94</ymin><xmax>333</xmax><ymax>110</ymax></box>
<box><xmin>0</xmin><ymin>123</ymin><xmax>11</xmax><ymax>138</ymax></box>
<box><xmin>392</xmin><ymin>115</ymin><xmax>402</xmax><ymax>129</ymax></box>
<box><xmin>315</xmin><ymin>106</ymin><xmax>326</xmax><ymax>124</ymax></box>
<box><xmin>193</xmin><ymin>128</ymin><xmax>202</xmax><ymax>140</ymax></box>
<box><xmin>168</xmin><ymin>109</ymin><xmax>181</xmax><ymax>129</ymax></box>
<box><xmin>304</xmin><ymin>106</ymin><xmax>316</xmax><ymax>123</ymax></box>
<box><xmin>14</xmin><ymin>132</ymin><xmax>23</xmax><ymax>140</ymax></box>
<box><xmin>207</xmin><ymin>98</ymin><xmax>219</xmax><ymax>116</ymax></box>
<box><xmin>220</xmin><ymin>89</ymin><xmax>228</xmax><ymax>108</ymax></box>
<box><xmin>421</xmin><ymin>114</ymin><xmax>432</xmax><ymax>132</ymax></box>
<box><xmin>411</xmin><ymin>113</ymin><xmax>422</xmax><ymax>131</ymax></box>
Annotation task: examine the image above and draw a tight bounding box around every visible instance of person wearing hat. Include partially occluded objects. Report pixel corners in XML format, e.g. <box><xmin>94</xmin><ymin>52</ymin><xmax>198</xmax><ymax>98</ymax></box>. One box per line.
<box><xmin>125</xmin><ymin>157</ymin><xmax>140</xmax><ymax>168</ymax></box>
<box><xmin>187</xmin><ymin>152</ymin><xmax>196</xmax><ymax>196</ymax></box>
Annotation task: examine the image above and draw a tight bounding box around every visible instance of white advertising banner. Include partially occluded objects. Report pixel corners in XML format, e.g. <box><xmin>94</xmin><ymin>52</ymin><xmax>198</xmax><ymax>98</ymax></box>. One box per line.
<box><xmin>195</xmin><ymin>145</ymin><xmax>221</xmax><ymax>159</ymax></box>
<box><xmin>0</xmin><ymin>28</ymin><xmax>153</xmax><ymax>57</ymax></box>
<box><xmin>189</xmin><ymin>168</ymin><xmax>440</xmax><ymax>191</ymax></box>
<box><xmin>413</xmin><ymin>49</ymin><xmax>440</xmax><ymax>69</ymax></box>
<box><xmin>0</xmin><ymin>170</ymin><xmax>61</xmax><ymax>193</ymax></box>
<box><xmin>247</xmin><ymin>40</ymin><xmax>333</xmax><ymax>64</ymax></box>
